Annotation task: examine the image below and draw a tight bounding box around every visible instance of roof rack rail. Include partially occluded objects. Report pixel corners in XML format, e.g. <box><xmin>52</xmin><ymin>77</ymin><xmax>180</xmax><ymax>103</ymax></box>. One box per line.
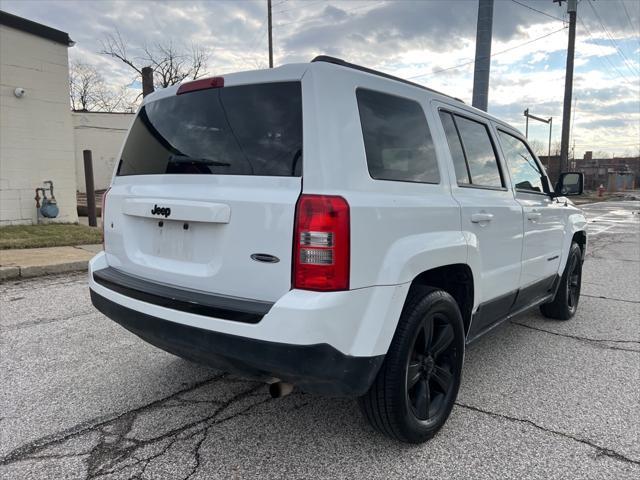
<box><xmin>311</xmin><ymin>55</ymin><xmax>464</xmax><ymax>103</ymax></box>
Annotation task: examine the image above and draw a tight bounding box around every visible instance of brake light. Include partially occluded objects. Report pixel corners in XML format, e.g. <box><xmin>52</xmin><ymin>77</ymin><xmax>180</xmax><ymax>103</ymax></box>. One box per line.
<box><xmin>101</xmin><ymin>187</ymin><xmax>110</xmax><ymax>250</ymax></box>
<box><xmin>293</xmin><ymin>195</ymin><xmax>350</xmax><ymax>291</ymax></box>
<box><xmin>176</xmin><ymin>76</ymin><xmax>224</xmax><ymax>95</ymax></box>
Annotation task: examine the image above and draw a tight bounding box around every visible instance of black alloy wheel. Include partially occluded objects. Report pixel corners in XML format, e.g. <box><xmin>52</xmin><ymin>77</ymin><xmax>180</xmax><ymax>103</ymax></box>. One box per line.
<box><xmin>566</xmin><ymin>251</ymin><xmax>582</xmax><ymax>314</ymax></box>
<box><xmin>406</xmin><ymin>312</ymin><xmax>457</xmax><ymax>425</ymax></box>
<box><xmin>358</xmin><ymin>287</ymin><xmax>465</xmax><ymax>443</ymax></box>
<box><xmin>540</xmin><ymin>242</ymin><xmax>583</xmax><ymax>320</ymax></box>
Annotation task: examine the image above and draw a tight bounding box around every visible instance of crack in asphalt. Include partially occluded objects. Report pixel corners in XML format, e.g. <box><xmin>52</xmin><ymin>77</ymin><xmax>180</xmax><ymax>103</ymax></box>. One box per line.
<box><xmin>456</xmin><ymin>402</ymin><xmax>640</xmax><ymax>466</ymax></box>
<box><xmin>581</xmin><ymin>294</ymin><xmax>640</xmax><ymax>304</ymax></box>
<box><xmin>511</xmin><ymin>321</ymin><xmax>640</xmax><ymax>353</ymax></box>
<box><xmin>0</xmin><ymin>310</ymin><xmax>97</xmax><ymax>332</ymax></box>
<box><xmin>0</xmin><ymin>375</ymin><xmax>226</xmax><ymax>467</ymax></box>
<box><xmin>0</xmin><ymin>373</ymin><xmax>278</xmax><ymax>480</ymax></box>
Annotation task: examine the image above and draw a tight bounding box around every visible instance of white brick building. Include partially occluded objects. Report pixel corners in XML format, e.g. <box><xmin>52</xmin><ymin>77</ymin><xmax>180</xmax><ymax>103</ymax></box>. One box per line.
<box><xmin>73</xmin><ymin>112</ymin><xmax>134</xmax><ymax>193</ymax></box>
<box><xmin>0</xmin><ymin>11</ymin><xmax>77</xmax><ymax>225</ymax></box>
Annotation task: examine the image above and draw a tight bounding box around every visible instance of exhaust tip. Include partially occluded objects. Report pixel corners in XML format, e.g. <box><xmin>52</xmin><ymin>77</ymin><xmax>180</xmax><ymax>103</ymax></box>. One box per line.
<box><xmin>269</xmin><ymin>382</ymin><xmax>294</xmax><ymax>399</ymax></box>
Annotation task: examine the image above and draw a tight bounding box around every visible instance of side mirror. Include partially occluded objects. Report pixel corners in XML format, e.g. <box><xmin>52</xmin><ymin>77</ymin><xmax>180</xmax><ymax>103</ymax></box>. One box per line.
<box><xmin>552</xmin><ymin>172</ymin><xmax>584</xmax><ymax>197</ymax></box>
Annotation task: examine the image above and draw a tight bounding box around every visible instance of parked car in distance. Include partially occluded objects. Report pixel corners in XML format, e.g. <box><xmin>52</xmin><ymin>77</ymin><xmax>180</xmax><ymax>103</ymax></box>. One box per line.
<box><xmin>89</xmin><ymin>56</ymin><xmax>587</xmax><ymax>443</ymax></box>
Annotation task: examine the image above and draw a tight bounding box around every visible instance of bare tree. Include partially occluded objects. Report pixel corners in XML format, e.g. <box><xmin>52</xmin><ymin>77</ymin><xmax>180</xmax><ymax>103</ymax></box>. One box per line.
<box><xmin>69</xmin><ymin>60</ymin><xmax>137</xmax><ymax>112</ymax></box>
<box><xmin>594</xmin><ymin>150</ymin><xmax>612</xmax><ymax>159</ymax></box>
<box><xmin>527</xmin><ymin>139</ymin><xmax>547</xmax><ymax>157</ymax></box>
<box><xmin>70</xmin><ymin>61</ymin><xmax>104</xmax><ymax>111</ymax></box>
<box><xmin>100</xmin><ymin>30</ymin><xmax>208</xmax><ymax>90</ymax></box>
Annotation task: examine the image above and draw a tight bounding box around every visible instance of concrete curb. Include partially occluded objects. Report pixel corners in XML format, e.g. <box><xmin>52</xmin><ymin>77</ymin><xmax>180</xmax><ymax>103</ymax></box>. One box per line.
<box><xmin>0</xmin><ymin>260</ymin><xmax>89</xmax><ymax>281</ymax></box>
<box><xmin>0</xmin><ymin>244</ymin><xmax>100</xmax><ymax>282</ymax></box>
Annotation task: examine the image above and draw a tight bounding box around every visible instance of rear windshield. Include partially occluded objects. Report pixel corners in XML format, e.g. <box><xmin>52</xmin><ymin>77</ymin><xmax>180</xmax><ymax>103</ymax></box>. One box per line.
<box><xmin>117</xmin><ymin>82</ymin><xmax>302</xmax><ymax>177</ymax></box>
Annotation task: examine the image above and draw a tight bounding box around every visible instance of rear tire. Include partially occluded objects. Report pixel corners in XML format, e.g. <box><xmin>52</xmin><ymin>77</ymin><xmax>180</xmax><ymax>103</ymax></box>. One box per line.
<box><xmin>358</xmin><ymin>287</ymin><xmax>465</xmax><ymax>443</ymax></box>
<box><xmin>540</xmin><ymin>242</ymin><xmax>583</xmax><ymax>320</ymax></box>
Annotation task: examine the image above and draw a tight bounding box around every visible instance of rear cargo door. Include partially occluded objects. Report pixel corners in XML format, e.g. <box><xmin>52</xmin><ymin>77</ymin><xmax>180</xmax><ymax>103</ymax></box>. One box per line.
<box><xmin>103</xmin><ymin>81</ymin><xmax>303</xmax><ymax>302</ymax></box>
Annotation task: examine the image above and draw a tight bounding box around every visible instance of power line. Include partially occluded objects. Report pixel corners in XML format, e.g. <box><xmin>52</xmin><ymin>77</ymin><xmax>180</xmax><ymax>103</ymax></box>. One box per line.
<box><xmin>509</xmin><ymin>0</ymin><xmax>565</xmax><ymax>22</ymax></box>
<box><xmin>586</xmin><ymin>0</ymin><xmax>639</xmax><ymax>76</ymax></box>
<box><xmin>577</xmin><ymin>16</ymin><xmax>632</xmax><ymax>84</ymax></box>
<box><xmin>619</xmin><ymin>0</ymin><xmax>640</xmax><ymax>48</ymax></box>
<box><xmin>409</xmin><ymin>26</ymin><xmax>568</xmax><ymax>79</ymax></box>
<box><xmin>620</xmin><ymin>0</ymin><xmax>639</xmax><ymax>34</ymax></box>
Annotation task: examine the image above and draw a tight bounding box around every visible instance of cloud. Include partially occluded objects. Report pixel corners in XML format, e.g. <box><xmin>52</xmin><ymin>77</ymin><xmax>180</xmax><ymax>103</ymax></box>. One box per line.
<box><xmin>1</xmin><ymin>0</ymin><xmax>638</xmax><ymax>155</ymax></box>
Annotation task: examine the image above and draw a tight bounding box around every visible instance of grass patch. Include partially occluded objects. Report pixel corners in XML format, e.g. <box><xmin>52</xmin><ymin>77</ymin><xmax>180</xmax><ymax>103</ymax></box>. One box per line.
<box><xmin>0</xmin><ymin>224</ymin><xmax>103</xmax><ymax>250</ymax></box>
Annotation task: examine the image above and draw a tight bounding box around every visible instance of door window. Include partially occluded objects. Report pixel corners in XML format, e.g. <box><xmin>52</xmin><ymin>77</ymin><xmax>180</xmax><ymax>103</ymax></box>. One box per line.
<box><xmin>453</xmin><ymin>116</ymin><xmax>503</xmax><ymax>188</ymax></box>
<box><xmin>497</xmin><ymin>131</ymin><xmax>544</xmax><ymax>193</ymax></box>
<box><xmin>356</xmin><ymin>89</ymin><xmax>440</xmax><ymax>184</ymax></box>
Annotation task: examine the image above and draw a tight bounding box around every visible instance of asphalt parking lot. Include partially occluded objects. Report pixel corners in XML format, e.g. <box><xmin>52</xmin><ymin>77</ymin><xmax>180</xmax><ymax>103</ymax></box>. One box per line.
<box><xmin>1</xmin><ymin>200</ymin><xmax>639</xmax><ymax>479</ymax></box>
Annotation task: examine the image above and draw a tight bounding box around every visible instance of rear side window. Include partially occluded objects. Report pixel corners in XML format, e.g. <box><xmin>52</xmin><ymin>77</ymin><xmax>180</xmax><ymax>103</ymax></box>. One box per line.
<box><xmin>497</xmin><ymin>130</ymin><xmax>544</xmax><ymax>193</ymax></box>
<box><xmin>439</xmin><ymin>111</ymin><xmax>470</xmax><ymax>184</ymax></box>
<box><xmin>117</xmin><ymin>82</ymin><xmax>302</xmax><ymax>176</ymax></box>
<box><xmin>356</xmin><ymin>89</ymin><xmax>439</xmax><ymax>184</ymax></box>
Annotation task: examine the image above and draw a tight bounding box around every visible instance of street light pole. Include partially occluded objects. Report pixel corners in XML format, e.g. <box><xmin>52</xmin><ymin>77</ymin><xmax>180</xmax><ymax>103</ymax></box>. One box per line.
<box><xmin>524</xmin><ymin>109</ymin><xmax>553</xmax><ymax>171</ymax></box>
<box><xmin>548</xmin><ymin>117</ymin><xmax>553</xmax><ymax>164</ymax></box>
<box><xmin>267</xmin><ymin>0</ymin><xmax>273</xmax><ymax>68</ymax></box>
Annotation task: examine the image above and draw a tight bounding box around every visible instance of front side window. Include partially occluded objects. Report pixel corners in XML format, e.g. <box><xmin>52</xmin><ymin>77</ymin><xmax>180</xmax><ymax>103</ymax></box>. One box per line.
<box><xmin>356</xmin><ymin>89</ymin><xmax>440</xmax><ymax>184</ymax></box>
<box><xmin>453</xmin><ymin>116</ymin><xmax>503</xmax><ymax>188</ymax></box>
<box><xmin>497</xmin><ymin>131</ymin><xmax>544</xmax><ymax>193</ymax></box>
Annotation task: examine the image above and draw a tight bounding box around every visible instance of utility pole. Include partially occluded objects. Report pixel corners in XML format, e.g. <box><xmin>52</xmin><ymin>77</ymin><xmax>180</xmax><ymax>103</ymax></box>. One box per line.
<box><xmin>267</xmin><ymin>0</ymin><xmax>273</xmax><ymax>68</ymax></box>
<box><xmin>141</xmin><ymin>66</ymin><xmax>154</xmax><ymax>97</ymax></box>
<box><xmin>472</xmin><ymin>0</ymin><xmax>494</xmax><ymax>111</ymax></box>
<box><xmin>555</xmin><ymin>0</ymin><xmax>577</xmax><ymax>176</ymax></box>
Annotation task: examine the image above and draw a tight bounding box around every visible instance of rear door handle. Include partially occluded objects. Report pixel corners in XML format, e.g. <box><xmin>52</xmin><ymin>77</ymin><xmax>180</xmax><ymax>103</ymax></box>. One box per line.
<box><xmin>526</xmin><ymin>212</ymin><xmax>542</xmax><ymax>221</ymax></box>
<box><xmin>471</xmin><ymin>213</ymin><xmax>494</xmax><ymax>223</ymax></box>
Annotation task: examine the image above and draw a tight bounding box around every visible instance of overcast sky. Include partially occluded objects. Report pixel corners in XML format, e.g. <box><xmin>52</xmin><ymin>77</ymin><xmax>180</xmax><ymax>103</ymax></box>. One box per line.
<box><xmin>3</xmin><ymin>0</ymin><xmax>639</xmax><ymax>156</ymax></box>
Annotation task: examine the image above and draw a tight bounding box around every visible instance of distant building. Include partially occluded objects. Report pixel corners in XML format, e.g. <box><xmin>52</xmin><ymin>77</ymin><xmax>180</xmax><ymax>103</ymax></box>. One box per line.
<box><xmin>538</xmin><ymin>151</ymin><xmax>638</xmax><ymax>192</ymax></box>
<box><xmin>538</xmin><ymin>154</ymin><xmax>561</xmax><ymax>184</ymax></box>
<box><xmin>578</xmin><ymin>151</ymin><xmax>638</xmax><ymax>192</ymax></box>
<box><xmin>0</xmin><ymin>11</ymin><xmax>77</xmax><ymax>225</ymax></box>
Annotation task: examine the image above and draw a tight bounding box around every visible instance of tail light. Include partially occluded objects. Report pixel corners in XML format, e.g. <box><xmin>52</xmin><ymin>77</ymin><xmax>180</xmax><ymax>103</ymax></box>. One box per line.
<box><xmin>293</xmin><ymin>194</ymin><xmax>350</xmax><ymax>291</ymax></box>
<box><xmin>101</xmin><ymin>187</ymin><xmax>110</xmax><ymax>250</ymax></box>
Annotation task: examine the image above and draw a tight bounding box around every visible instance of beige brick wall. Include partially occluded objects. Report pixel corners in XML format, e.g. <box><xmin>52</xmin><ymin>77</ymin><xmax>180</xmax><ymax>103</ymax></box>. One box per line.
<box><xmin>0</xmin><ymin>25</ymin><xmax>77</xmax><ymax>225</ymax></box>
<box><xmin>72</xmin><ymin>112</ymin><xmax>134</xmax><ymax>192</ymax></box>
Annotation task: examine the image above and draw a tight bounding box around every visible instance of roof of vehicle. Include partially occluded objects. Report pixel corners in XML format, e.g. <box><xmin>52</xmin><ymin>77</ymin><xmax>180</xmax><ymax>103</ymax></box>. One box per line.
<box><xmin>140</xmin><ymin>56</ymin><xmax>523</xmax><ymax>136</ymax></box>
<box><xmin>309</xmin><ymin>56</ymin><xmax>521</xmax><ymax>134</ymax></box>
<box><xmin>311</xmin><ymin>55</ymin><xmax>465</xmax><ymax>104</ymax></box>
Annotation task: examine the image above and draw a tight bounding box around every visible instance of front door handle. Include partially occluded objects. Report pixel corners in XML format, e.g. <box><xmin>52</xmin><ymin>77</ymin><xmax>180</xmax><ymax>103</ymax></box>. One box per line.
<box><xmin>526</xmin><ymin>212</ymin><xmax>542</xmax><ymax>221</ymax></box>
<box><xmin>471</xmin><ymin>213</ymin><xmax>494</xmax><ymax>223</ymax></box>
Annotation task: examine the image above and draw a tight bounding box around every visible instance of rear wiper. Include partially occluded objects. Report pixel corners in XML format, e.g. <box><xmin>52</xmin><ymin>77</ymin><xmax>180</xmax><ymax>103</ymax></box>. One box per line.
<box><xmin>168</xmin><ymin>154</ymin><xmax>230</xmax><ymax>167</ymax></box>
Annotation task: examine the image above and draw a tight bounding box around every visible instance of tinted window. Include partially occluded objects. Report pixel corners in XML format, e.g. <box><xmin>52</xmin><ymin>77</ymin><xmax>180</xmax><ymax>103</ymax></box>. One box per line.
<box><xmin>117</xmin><ymin>82</ymin><xmax>302</xmax><ymax>176</ymax></box>
<box><xmin>439</xmin><ymin>111</ymin><xmax>470</xmax><ymax>184</ymax></box>
<box><xmin>357</xmin><ymin>89</ymin><xmax>439</xmax><ymax>184</ymax></box>
<box><xmin>454</xmin><ymin>116</ymin><xmax>503</xmax><ymax>188</ymax></box>
<box><xmin>497</xmin><ymin>131</ymin><xmax>544</xmax><ymax>193</ymax></box>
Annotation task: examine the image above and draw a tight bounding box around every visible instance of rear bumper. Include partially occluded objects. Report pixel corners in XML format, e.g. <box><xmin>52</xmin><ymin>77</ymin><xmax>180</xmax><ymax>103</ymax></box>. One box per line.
<box><xmin>90</xmin><ymin>289</ymin><xmax>383</xmax><ymax>396</ymax></box>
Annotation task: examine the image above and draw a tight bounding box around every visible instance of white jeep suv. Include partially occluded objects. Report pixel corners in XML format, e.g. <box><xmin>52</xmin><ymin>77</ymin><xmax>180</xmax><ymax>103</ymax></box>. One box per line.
<box><xmin>89</xmin><ymin>56</ymin><xmax>587</xmax><ymax>443</ymax></box>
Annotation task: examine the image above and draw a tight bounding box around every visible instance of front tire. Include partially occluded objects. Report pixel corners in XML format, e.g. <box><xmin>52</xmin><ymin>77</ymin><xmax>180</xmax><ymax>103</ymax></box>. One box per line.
<box><xmin>358</xmin><ymin>287</ymin><xmax>465</xmax><ymax>443</ymax></box>
<box><xmin>540</xmin><ymin>242</ymin><xmax>583</xmax><ymax>320</ymax></box>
